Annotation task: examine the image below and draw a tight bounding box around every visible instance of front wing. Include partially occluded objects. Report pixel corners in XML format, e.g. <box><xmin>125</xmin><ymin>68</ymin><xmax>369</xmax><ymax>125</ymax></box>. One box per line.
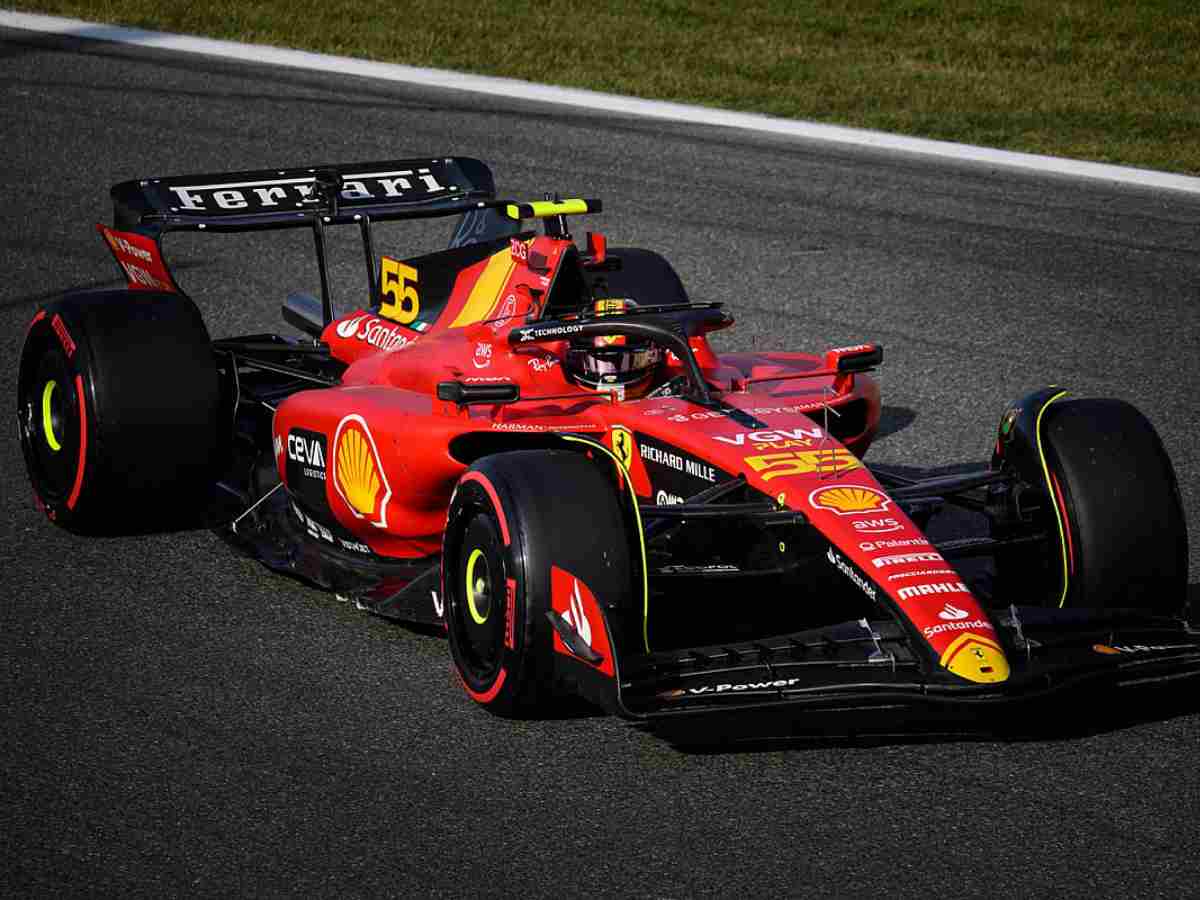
<box><xmin>614</xmin><ymin>605</ymin><xmax>1200</xmax><ymax>731</ymax></box>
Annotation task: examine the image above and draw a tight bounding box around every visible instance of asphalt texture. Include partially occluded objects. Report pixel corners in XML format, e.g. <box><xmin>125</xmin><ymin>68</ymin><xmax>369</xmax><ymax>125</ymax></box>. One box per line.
<box><xmin>3</xmin><ymin>28</ymin><xmax>1200</xmax><ymax>898</ymax></box>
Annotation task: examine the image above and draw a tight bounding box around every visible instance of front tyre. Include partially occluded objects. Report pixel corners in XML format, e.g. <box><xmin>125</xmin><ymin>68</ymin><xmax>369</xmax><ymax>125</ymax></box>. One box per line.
<box><xmin>1038</xmin><ymin>398</ymin><xmax>1187</xmax><ymax>613</ymax></box>
<box><xmin>442</xmin><ymin>450</ymin><xmax>635</xmax><ymax>716</ymax></box>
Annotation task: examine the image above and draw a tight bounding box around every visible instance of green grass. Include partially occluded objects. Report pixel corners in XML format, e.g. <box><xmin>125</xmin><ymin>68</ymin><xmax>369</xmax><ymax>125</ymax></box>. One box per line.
<box><xmin>11</xmin><ymin>1</ymin><xmax>1200</xmax><ymax>174</ymax></box>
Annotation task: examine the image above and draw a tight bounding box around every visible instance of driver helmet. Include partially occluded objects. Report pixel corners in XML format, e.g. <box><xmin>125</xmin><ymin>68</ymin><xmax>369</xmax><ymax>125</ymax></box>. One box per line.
<box><xmin>564</xmin><ymin>298</ymin><xmax>662</xmax><ymax>394</ymax></box>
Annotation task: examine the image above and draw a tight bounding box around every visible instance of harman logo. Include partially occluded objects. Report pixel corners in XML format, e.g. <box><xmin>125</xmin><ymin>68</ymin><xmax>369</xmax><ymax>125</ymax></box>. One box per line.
<box><xmin>332</xmin><ymin>414</ymin><xmax>392</xmax><ymax>528</ymax></box>
<box><xmin>809</xmin><ymin>484</ymin><xmax>891</xmax><ymax>515</ymax></box>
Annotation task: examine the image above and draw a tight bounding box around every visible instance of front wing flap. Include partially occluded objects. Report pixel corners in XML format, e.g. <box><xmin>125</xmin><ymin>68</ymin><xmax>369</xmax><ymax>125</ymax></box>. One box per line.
<box><xmin>616</xmin><ymin>606</ymin><xmax>1200</xmax><ymax>722</ymax></box>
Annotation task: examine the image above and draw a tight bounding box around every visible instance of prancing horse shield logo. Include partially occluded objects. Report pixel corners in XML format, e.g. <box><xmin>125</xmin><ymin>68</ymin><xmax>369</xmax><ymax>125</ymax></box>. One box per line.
<box><xmin>610</xmin><ymin>425</ymin><xmax>634</xmax><ymax>471</ymax></box>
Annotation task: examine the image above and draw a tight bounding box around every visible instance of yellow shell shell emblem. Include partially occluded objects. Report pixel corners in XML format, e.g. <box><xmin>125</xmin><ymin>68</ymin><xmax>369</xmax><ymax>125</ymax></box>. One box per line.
<box><xmin>809</xmin><ymin>485</ymin><xmax>891</xmax><ymax>515</ymax></box>
<box><xmin>332</xmin><ymin>414</ymin><xmax>392</xmax><ymax>527</ymax></box>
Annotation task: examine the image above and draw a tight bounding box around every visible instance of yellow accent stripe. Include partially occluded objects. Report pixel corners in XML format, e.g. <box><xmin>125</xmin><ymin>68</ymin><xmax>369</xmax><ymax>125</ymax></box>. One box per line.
<box><xmin>449</xmin><ymin>249</ymin><xmax>517</xmax><ymax>328</ymax></box>
<box><xmin>561</xmin><ymin>435</ymin><xmax>651</xmax><ymax>653</ymax></box>
<box><xmin>505</xmin><ymin>199</ymin><xmax>589</xmax><ymax>220</ymax></box>
<box><xmin>41</xmin><ymin>381</ymin><xmax>61</xmax><ymax>452</ymax></box>
<box><xmin>1034</xmin><ymin>390</ymin><xmax>1071</xmax><ymax>608</ymax></box>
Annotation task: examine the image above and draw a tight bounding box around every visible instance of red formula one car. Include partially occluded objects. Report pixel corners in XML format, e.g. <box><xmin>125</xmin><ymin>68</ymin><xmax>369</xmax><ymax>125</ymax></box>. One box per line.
<box><xmin>18</xmin><ymin>156</ymin><xmax>1199</xmax><ymax>731</ymax></box>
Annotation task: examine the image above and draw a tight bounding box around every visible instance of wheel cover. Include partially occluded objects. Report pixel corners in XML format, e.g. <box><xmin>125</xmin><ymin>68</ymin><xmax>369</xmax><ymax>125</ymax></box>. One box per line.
<box><xmin>465</xmin><ymin>548</ymin><xmax>492</xmax><ymax>625</ymax></box>
<box><xmin>41</xmin><ymin>380</ymin><xmax>63</xmax><ymax>452</ymax></box>
<box><xmin>450</xmin><ymin>513</ymin><xmax>508</xmax><ymax>688</ymax></box>
<box><xmin>21</xmin><ymin>345</ymin><xmax>81</xmax><ymax>501</ymax></box>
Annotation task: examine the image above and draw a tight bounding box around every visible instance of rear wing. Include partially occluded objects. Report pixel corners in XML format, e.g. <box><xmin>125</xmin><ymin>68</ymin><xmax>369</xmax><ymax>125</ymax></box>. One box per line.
<box><xmin>110</xmin><ymin>156</ymin><xmax>498</xmax><ymax>234</ymax></box>
<box><xmin>100</xmin><ymin>155</ymin><xmax>600</xmax><ymax>328</ymax></box>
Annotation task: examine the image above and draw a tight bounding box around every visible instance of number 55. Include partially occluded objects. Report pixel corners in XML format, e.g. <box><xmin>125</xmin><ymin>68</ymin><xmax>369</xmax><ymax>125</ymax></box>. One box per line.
<box><xmin>380</xmin><ymin>257</ymin><xmax>419</xmax><ymax>325</ymax></box>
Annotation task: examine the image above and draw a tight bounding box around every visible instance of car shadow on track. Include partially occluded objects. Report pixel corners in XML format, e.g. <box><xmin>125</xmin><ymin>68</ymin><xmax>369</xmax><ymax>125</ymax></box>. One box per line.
<box><xmin>874</xmin><ymin>404</ymin><xmax>918</xmax><ymax>440</ymax></box>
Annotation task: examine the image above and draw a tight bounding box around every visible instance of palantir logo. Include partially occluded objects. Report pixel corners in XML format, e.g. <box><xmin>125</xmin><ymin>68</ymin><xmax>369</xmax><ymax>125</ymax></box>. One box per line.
<box><xmin>938</xmin><ymin>603</ymin><xmax>970</xmax><ymax>621</ymax></box>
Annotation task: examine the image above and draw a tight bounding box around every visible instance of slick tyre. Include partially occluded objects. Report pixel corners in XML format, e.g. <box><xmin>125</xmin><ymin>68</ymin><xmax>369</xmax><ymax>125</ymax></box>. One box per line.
<box><xmin>443</xmin><ymin>450</ymin><xmax>634</xmax><ymax>716</ymax></box>
<box><xmin>1039</xmin><ymin>398</ymin><xmax>1187</xmax><ymax>614</ymax></box>
<box><xmin>17</xmin><ymin>290</ymin><xmax>222</xmax><ymax>534</ymax></box>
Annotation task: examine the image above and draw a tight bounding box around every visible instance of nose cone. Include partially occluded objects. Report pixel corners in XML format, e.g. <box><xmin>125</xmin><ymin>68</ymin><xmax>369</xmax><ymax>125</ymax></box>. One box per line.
<box><xmin>941</xmin><ymin>633</ymin><xmax>1011</xmax><ymax>684</ymax></box>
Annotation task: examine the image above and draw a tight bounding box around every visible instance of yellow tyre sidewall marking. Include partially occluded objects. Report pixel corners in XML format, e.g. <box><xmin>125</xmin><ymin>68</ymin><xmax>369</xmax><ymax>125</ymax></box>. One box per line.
<box><xmin>1033</xmin><ymin>390</ymin><xmax>1071</xmax><ymax>608</ymax></box>
<box><xmin>466</xmin><ymin>547</ymin><xmax>489</xmax><ymax>624</ymax></box>
<box><xmin>41</xmin><ymin>381</ymin><xmax>61</xmax><ymax>452</ymax></box>
<box><xmin>560</xmin><ymin>435</ymin><xmax>650</xmax><ymax>653</ymax></box>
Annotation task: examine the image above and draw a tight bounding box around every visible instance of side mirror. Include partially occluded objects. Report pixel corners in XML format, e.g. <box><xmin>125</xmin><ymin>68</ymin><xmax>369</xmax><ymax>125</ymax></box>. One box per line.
<box><xmin>283</xmin><ymin>291</ymin><xmax>326</xmax><ymax>337</ymax></box>
<box><xmin>436</xmin><ymin>380</ymin><xmax>520</xmax><ymax>406</ymax></box>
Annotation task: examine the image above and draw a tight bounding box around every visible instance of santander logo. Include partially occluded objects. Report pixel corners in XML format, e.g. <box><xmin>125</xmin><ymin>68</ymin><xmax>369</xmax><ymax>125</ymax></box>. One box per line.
<box><xmin>938</xmin><ymin>603</ymin><xmax>970</xmax><ymax>621</ymax></box>
<box><xmin>334</xmin><ymin>314</ymin><xmax>409</xmax><ymax>352</ymax></box>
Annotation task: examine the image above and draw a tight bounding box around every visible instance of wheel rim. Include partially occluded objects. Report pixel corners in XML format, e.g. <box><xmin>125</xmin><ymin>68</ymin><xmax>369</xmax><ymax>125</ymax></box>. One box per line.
<box><xmin>41</xmin><ymin>380</ymin><xmax>64</xmax><ymax>451</ymax></box>
<box><xmin>465</xmin><ymin>548</ymin><xmax>493</xmax><ymax>625</ymax></box>
<box><xmin>450</xmin><ymin>513</ymin><xmax>508</xmax><ymax>688</ymax></box>
<box><xmin>21</xmin><ymin>344</ymin><xmax>81</xmax><ymax>501</ymax></box>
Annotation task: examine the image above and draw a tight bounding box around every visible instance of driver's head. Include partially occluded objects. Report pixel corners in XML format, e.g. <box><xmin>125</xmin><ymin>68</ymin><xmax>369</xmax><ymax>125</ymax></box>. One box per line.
<box><xmin>564</xmin><ymin>298</ymin><xmax>661</xmax><ymax>396</ymax></box>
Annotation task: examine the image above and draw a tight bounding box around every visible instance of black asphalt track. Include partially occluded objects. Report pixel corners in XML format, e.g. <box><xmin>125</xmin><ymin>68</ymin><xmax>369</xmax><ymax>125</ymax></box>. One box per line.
<box><xmin>3</xmin><ymin>27</ymin><xmax>1199</xmax><ymax>897</ymax></box>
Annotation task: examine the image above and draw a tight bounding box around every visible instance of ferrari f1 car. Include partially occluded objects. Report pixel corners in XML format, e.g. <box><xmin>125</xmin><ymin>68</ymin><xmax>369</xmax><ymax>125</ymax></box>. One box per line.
<box><xmin>18</xmin><ymin>156</ymin><xmax>1199</xmax><ymax>729</ymax></box>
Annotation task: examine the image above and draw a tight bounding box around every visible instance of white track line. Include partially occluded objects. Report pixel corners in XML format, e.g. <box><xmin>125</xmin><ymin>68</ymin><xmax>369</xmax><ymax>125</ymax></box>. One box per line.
<box><xmin>5</xmin><ymin>10</ymin><xmax>1199</xmax><ymax>196</ymax></box>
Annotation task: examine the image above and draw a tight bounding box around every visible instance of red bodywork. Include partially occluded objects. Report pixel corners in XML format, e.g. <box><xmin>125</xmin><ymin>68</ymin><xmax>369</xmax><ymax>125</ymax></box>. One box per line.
<box><xmin>272</xmin><ymin>231</ymin><xmax>1006</xmax><ymax>683</ymax></box>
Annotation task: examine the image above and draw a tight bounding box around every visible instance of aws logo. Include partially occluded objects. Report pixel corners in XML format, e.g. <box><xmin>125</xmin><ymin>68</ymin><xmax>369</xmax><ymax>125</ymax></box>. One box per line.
<box><xmin>332</xmin><ymin>414</ymin><xmax>392</xmax><ymax>528</ymax></box>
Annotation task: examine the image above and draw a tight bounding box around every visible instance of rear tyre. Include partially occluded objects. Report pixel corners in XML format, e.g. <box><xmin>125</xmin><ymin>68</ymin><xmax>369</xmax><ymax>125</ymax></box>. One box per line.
<box><xmin>17</xmin><ymin>290</ymin><xmax>223</xmax><ymax>534</ymax></box>
<box><xmin>1038</xmin><ymin>398</ymin><xmax>1187</xmax><ymax>613</ymax></box>
<box><xmin>442</xmin><ymin>450</ymin><xmax>634</xmax><ymax>716</ymax></box>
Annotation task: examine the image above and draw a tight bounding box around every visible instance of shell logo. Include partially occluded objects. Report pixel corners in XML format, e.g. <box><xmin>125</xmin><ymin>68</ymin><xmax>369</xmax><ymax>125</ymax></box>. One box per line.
<box><xmin>808</xmin><ymin>484</ymin><xmax>892</xmax><ymax>515</ymax></box>
<box><xmin>332</xmin><ymin>414</ymin><xmax>392</xmax><ymax>528</ymax></box>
